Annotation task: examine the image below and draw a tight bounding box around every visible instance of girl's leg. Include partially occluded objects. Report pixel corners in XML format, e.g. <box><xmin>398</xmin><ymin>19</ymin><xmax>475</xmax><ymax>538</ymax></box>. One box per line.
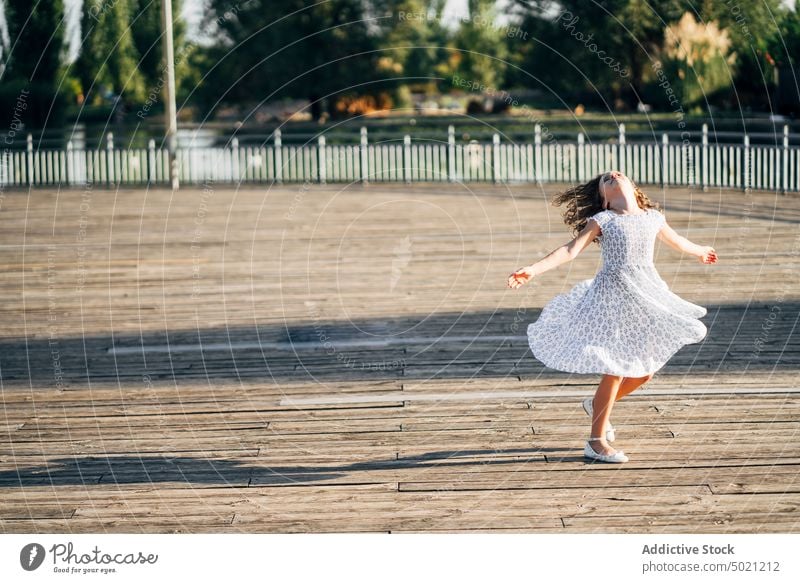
<box><xmin>615</xmin><ymin>373</ymin><xmax>654</xmax><ymax>401</ymax></box>
<box><xmin>588</xmin><ymin>374</ymin><xmax>624</xmax><ymax>455</ymax></box>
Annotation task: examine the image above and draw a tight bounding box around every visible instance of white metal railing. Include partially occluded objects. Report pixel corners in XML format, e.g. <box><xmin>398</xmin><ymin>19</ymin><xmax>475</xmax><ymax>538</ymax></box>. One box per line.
<box><xmin>1</xmin><ymin>124</ymin><xmax>798</xmax><ymax>192</ymax></box>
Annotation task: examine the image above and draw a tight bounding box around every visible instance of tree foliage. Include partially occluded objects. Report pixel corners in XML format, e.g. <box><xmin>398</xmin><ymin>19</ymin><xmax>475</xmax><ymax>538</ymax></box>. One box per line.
<box><xmin>75</xmin><ymin>0</ymin><xmax>148</xmax><ymax>105</ymax></box>
<box><xmin>198</xmin><ymin>0</ymin><xmax>391</xmax><ymax>119</ymax></box>
<box><xmin>660</xmin><ymin>12</ymin><xmax>737</xmax><ymax>110</ymax></box>
<box><xmin>507</xmin><ymin>0</ymin><xmax>685</xmax><ymax>109</ymax></box>
<box><xmin>129</xmin><ymin>0</ymin><xmax>187</xmax><ymax>93</ymax></box>
<box><xmin>4</xmin><ymin>0</ymin><xmax>65</xmax><ymax>83</ymax></box>
<box><xmin>450</xmin><ymin>0</ymin><xmax>509</xmax><ymax>91</ymax></box>
<box><xmin>0</xmin><ymin>1</ymin><xmax>68</xmax><ymax>128</ymax></box>
<box><xmin>2</xmin><ymin>0</ymin><xmax>798</xmax><ymax>127</ymax></box>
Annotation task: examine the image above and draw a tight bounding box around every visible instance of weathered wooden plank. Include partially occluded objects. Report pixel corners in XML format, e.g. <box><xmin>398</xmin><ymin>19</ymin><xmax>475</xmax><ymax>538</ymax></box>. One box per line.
<box><xmin>0</xmin><ymin>515</ymin><xmax>235</xmax><ymax>534</ymax></box>
<box><xmin>2</xmin><ymin>183</ymin><xmax>798</xmax><ymax>533</ymax></box>
<box><xmin>0</xmin><ymin>506</ymin><xmax>76</xmax><ymax>520</ymax></box>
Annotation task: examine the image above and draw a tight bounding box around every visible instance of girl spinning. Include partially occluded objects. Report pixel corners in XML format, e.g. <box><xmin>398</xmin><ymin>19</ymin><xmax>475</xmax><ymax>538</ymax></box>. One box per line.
<box><xmin>507</xmin><ymin>171</ymin><xmax>717</xmax><ymax>463</ymax></box>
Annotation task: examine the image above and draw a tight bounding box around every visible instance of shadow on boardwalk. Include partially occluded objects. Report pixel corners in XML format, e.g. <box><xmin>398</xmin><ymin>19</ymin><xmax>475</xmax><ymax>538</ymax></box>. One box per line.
<box><xmin>0</xmin><ymin>448</ymin><xmax>586</xmax><ymax>488</ymax></box>
<box><xmin>0</xmin><ymin>302</ymin><xmax>797</xmax><ymax>388</ymax></box>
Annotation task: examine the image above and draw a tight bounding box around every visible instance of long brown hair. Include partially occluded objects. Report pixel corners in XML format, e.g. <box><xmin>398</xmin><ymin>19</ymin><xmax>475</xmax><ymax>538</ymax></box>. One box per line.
<box><xmin>551</xmin><ymin>173</ymin><xmax>661</xmax><ymax>244</ymax></box>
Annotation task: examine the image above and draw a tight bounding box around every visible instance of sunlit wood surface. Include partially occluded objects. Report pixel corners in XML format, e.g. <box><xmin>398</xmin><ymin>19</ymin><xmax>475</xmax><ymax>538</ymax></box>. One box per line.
<box><xmin>1</xmin><ymin>182</ymin><xmax>798</xmax><ymax>533</ymax></box>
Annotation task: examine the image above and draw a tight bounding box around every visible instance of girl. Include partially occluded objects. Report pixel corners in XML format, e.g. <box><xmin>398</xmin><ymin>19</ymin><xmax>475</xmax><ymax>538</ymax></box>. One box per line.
<box><xmin>506</xmin><ymin>170</ymin><xmax>717</xmax><ymax>463</ymax></box>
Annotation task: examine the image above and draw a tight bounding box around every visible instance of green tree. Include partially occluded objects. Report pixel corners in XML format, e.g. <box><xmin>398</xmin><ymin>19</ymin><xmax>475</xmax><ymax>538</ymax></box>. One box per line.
<box><xmin>507</xmin><ymin>0</ymin><xmax>785</xmax><ymax>112</ymax></box>
<box><xmin>507</xmin><ymin>0</ymin><xmax>686</xmax><ymax>110</ymax></box>
<box><xmin>0</xmin><ymin>7</ymin><xmax>7</xmax><ymax>80</ymax></box>
<box><xmin>1</xmin><ymin>1</ymin><xmax>68</xmax><ymax>128</ymax></box>
<box><xmin>129</xmin><ymin>0</ymin><xmax>189</xmax><ymax>96</ymax></box>
<box><xmin>365</xmin><ymin>0</ymin><xmax>452</xmax><ymax>106</ymax></box>
<box><xmin>771</xmin><ymin>4</ymin><xmax>800</xmax><ymax>66</ymax></box>
<box><xmin>659</xmin><ymin>11</ymin><xmax>737</xmax><ymax>111</ymax></box>
<box><xmin>198</xmin><ymin>0</ymin><xmax>390</xmax><ymax>120</ymax></box>
<box><xmin>699</xmin><ymin>0</ymin><xmax>783</xmax><ymax>109</ymax></box>
<box><xmin>765</xmin><ymin>4</ymin><xmax>800</xmax><ymax>114</ymax></box>
<box><xmin>4</xmin><ymin>0</ymin><xmax>66</xmax><ymax>82</ymax></box>
<box><xmin>75</xmin><ymin>0</ymin><xmax>148</xmax><ymax>106</ymax></box>
<box><xmin>451</xmin><ymin>0</ymin><xmax>509</xmax><ymax>92</ymax></box>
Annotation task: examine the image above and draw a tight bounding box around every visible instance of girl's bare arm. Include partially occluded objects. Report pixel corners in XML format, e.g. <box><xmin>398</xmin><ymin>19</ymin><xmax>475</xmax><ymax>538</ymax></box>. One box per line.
<box><xmin>657</xmin><ymin>221</ymin><xmax>718</xmax><ymax>264</ymax></box>
<box><xmin>507</xmin><ymin>219</ymin><xmax>601</xmax><ymax>288</ymax></box>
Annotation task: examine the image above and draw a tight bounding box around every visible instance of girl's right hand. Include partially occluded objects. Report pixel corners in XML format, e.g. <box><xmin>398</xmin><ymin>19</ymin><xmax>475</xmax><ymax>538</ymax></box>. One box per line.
<box><xmin>507</xmin><ymin>267</ymin><xmax>534</xmax><ymax>289</ymax></box>
<box><xmin>698</xmin><ymin>246</ymin><xmax>718</xmax><ymax>264</ymax></box>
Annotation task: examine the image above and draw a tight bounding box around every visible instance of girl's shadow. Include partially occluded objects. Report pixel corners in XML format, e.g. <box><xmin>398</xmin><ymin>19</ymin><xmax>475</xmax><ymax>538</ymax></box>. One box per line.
<box><xmin>0</xmin><ymin>447</ymin><xmax>584</xmax><ymax>488</ymax></box>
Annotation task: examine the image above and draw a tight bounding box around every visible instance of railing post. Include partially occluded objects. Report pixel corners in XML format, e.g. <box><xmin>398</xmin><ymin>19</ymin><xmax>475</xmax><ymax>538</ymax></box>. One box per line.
<box><xmin>360</xmin><ymin>127</ymin><xmax>368</xmax><ymax>184</ymax></box>
<box><xmin>742</xmin><ymin>134</ymin><xmax>750</xmax><ymax>192</ymax></box>
<box><xmin>782</xmin><ymin>124</ymin><xmax>789</xmax><ymax>195</ymax></box>
<box><xmin>618</xmin><ymin>123</ymin><xmax>625</xmax><ymax>173</ymax></box>
<box><xmin>231</xmin><ymin>137</ymin><xmax>240</xmax><ymax>183</ymax></box>
<box><xmin>447</xmin><ymin>125</ymin><xmax>455</xmax><ymax>182</ymax></box>
<box><xmin>534</xmin><ymin>123</ymin><xmax>542</xmax><ymax>185</ymax></box>
<box><xmin>106</xmin><ymin>132</ymin><xmax>114</xmax><ymax>187</ymax></box>
<box><xmin>318</xmin><ymin>135</ymin><xmax>326</xmax><ymax>184</ymax></box>
<box><xmin>0</xmin><ymin>147</ymin><xmax>7</xmax><ymax>187</ymax></box>
<box><xmin>492</xmin><ymin>132</ymin><xmax>500</xmax><ymax>184</ymax></box>
<box><xmin>66</xmin><ymin>140</ymin><xmax>73</xmax><ymax>186</ymax></box>
<box><xmin>147</xmin><ymin>139</ymin><xmax>156</xmax><ymax>185</ymax></box>
<box><xmin>701</xmin><ymin>123</ymin><xmax>708</xmax><ymax>191</ymax></box>
<box><xmin>274</xmin><ymin>128</ymin><xmax>282</xmax><ymax>184</ymax></box>
<box><xmin>661</xmin><ymin>133</ymin><xmax>668</xmax><ymax>188</ymax></box>
<box><xmin>26</xmin><ymin>133</ymin><xmax>34</xmax><ymax>186</ymax></box>
<box><xmin>403</xmin><ymin>134</ymin><xmax>411</xmax><ymax>184</ymax></box>
<box><xmin>577</xmin><ymin>132</ymin><xmax>584</xmax><ymax>182</ymax></box>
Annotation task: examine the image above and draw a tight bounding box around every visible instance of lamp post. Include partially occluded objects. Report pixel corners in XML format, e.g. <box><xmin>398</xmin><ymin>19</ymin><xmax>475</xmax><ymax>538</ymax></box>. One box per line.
<box><xmin>161</xmin><ymin>0</ymin><xmax>179</xmax><ymax>190</ymax></box>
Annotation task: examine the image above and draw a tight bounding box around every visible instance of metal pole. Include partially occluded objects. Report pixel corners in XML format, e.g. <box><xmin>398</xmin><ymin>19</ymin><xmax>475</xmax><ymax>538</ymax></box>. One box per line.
<box><xmin>161</xmin><ymin>0</ymin><xmax>179</xmax><ymax>190</ymax></box>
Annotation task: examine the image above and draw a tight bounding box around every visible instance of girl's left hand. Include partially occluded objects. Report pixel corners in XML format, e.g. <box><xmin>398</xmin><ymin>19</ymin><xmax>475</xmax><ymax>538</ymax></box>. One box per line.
<box><xmin>507</xmin><ymin>267</ymin><xmax>533</xmax><ymax>289</ymax></box>
<box><xmin>699</xmin><ymin>246</ymin><xmax>718</xmax><ymax>264</ymax></box>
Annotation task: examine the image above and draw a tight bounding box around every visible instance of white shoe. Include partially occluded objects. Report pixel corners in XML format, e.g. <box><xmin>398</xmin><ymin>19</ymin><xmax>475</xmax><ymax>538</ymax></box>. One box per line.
<box><xmin>584</xmin><ymin>437</ymin><xmax>629</xmax><ymax>463</ymax></box>
<box><xmin>582</xmin><ymin>397</ymin><xmax>615</xmax><ymax>442</ymax></box>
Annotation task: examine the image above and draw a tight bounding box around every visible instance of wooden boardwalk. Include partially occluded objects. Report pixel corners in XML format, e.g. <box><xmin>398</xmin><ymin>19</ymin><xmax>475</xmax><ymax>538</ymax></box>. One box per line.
<box><xmin>1</xmin><ymin>181</ymin><xmax>798</xmax><ymax>533</ymax></box>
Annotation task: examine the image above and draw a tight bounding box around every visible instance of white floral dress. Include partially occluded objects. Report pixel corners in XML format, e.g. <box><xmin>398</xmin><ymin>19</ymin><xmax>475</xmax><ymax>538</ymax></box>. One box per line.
<box><xmin>526</xmin><ymin>207</ymin><xmax>707</xmax><ymax>376</ymax></box>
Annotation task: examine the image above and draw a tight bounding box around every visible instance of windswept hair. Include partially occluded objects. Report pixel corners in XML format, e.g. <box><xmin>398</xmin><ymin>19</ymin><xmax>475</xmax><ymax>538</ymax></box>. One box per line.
<box><xmin>551</xmin><ymin>173</ymin><xmax>661</xmax><ymax>244</ymax></box>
